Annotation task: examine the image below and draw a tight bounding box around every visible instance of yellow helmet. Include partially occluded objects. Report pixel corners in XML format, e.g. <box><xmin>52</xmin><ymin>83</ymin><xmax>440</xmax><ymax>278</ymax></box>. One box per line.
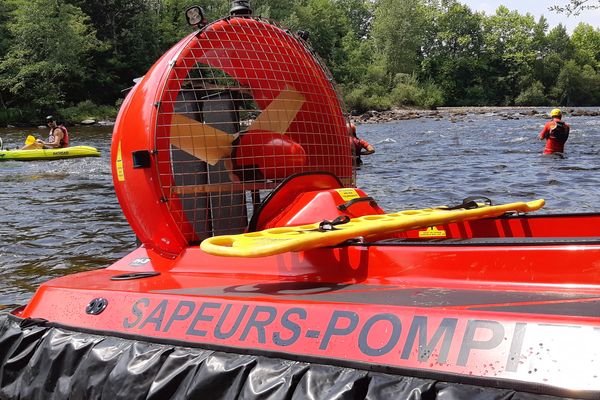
<box><xmin>550</xmin><ymin>108</ymin><xmax>562</xmax><ymax>118</ymax></box>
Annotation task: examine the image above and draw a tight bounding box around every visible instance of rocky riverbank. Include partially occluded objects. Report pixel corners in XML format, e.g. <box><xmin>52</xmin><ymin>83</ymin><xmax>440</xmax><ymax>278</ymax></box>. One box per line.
<box><xmin>350</xmin><ymin>106</ymin><xmax>600</xmax><ymax>124</ymax></box>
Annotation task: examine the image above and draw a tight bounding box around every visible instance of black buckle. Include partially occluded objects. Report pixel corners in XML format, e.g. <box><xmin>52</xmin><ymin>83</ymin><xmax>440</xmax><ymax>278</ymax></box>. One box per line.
<box><xmin>442</xmin><ymin>196</ymin><xmax>493</xmax><ymax>210</ymax></box>
<box><xmin>317</xmin><ymin>215</ymin><xmax>351</xmax><ymax>232</ymax></box>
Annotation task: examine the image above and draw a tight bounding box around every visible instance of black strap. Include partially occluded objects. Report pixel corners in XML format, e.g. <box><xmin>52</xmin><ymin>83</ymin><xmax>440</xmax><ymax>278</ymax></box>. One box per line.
<box><xmin>441</xmin><ymin>196</ymin><xmax>493</xmax><ymax>210</ymax></box>
<box><xmin>337</xmin><ymin>196</ymin><xmax>377</xmax><ymax>211</ymax></box>
<box><xmin>317</xmin><ymin>215</ymin><xmax>351</xmax><ymax>232</ymax></box>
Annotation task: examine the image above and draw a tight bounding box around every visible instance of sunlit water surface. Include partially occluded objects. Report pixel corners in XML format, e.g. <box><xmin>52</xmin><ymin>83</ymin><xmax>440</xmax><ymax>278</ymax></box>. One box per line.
<box><xmin>1</xmin><ymin>110</ymin><xmax>599</xmax><ymax>310</ymax></box>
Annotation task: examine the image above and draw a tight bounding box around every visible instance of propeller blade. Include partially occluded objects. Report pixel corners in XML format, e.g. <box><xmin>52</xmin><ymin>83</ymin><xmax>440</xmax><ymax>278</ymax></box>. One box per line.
<box><xmin>170</xmin><ymin>114</ymin><xmax>238</xmax><ymax>165</ymax></box>
<box><xmin>248</xmin><ymin>86</ymin><xmax>305</xmax><ymax>134</ymax></box>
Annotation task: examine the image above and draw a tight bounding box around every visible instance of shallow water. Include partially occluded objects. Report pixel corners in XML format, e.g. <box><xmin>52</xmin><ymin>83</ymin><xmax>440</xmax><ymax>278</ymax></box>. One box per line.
<box><xmin>358</xmin><ymin>111</ymin><xmax>600</xmax><ymax>213</ymax></box>
<box><xmin>1</xmin><ymin>110</ymin><xmax>599</xmax><ymax>310</ymax></box>
<box><xmin>0</xmin><ymin>126</ymin><xmax>135</xmax><ymax>310</ymax></box>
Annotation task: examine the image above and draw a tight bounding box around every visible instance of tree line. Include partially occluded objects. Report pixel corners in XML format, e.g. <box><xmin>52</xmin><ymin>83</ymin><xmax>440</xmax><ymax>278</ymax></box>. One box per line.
<box><xmin>0</xmin><ymin>0</ymin><xmax>599</xmax><ymax>125</ymax></box>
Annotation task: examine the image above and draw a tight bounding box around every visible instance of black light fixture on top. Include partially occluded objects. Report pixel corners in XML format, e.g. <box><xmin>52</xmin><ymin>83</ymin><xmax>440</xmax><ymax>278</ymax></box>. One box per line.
<box><xmin>185</xmin><ymin>5</ymin><xmax>207</xmax><ymax>28</ymax></box>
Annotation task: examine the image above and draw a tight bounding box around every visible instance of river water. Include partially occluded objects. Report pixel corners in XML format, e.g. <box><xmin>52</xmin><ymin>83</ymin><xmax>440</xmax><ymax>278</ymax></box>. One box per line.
<box><xmin>1</xmin><ymin>109</ymin><xmax>599</xmax><ymax>310</ymax></box>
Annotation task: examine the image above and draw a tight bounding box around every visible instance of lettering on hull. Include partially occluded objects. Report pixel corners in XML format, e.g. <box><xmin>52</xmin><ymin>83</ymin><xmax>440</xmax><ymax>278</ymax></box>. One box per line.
<box><xmin>121</xmin><ymin>297</ymin><xmax>600</xmax><ymax>391</ymax></box>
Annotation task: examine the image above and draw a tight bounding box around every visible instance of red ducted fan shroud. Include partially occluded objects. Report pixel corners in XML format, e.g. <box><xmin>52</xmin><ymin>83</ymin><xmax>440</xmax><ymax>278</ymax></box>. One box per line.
<box><xmin>111</xmin><ymin>16</ymin><xmax>354</xmax><ymax>257</ymax></box>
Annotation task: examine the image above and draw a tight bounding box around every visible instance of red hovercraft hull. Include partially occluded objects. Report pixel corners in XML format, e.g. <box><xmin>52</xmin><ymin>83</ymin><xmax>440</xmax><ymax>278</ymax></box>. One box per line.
<box><xmin>2</xmin><ymin>10</ymin><xmax>599</xmax><ymax>400</ymax></box>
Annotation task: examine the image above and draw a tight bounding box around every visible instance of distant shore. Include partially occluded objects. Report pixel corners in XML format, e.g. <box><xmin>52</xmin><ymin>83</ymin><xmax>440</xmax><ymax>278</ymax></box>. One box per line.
<box><xmin>5</xmin><ymin>106</ymin><xmax>599</xmax><ymax>129</ymax></box>
<box><xmin>350</xmin><ymin>106</ymin><xmax>600</xmax><ymax>124</ymax></box>
<box><xmin>76</xmin><ymin>106</ymin><xmax>600</xmax><ymax>127</ymax></box>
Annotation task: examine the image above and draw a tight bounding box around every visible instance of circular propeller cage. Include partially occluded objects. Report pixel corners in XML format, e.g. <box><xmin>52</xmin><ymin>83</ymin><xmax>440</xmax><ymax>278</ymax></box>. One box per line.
<box><xmin>113</xmin><ymin>16</ymin><xmax>354</xmax><ymax>255</ymax></box>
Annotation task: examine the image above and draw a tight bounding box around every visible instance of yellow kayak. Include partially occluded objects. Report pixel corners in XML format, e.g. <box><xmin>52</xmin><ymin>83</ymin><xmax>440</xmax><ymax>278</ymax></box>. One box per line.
<box><xmin>0</xmin><ymin>146</ymin><xmax>100</xmax><ymax>161</ymax></box>
<box><xmin>201</xmin><ymin>199</ymin><xmax>545</xmax><ymax>257</ymax></box>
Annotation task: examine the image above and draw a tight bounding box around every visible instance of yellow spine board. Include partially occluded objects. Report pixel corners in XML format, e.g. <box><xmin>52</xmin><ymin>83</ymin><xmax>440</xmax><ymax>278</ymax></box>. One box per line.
<box><xmin>200</xmin><ymin>199</ymin><xmax>545</xmax><ymax>258</ymax></box>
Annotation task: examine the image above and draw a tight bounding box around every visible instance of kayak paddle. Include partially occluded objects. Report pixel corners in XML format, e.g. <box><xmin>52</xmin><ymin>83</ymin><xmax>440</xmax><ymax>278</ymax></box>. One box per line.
<box><xmin>24</xmin><ymin>135</ymin><xmax>36</xmax><ymax>146</ymax></box>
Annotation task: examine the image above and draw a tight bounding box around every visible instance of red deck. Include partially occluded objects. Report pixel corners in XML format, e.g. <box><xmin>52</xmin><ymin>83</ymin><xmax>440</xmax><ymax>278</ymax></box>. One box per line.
<box><xmin>16</xmin><ymin>226</ymin><xmax>600</xmax><ymax>395</ymax></box>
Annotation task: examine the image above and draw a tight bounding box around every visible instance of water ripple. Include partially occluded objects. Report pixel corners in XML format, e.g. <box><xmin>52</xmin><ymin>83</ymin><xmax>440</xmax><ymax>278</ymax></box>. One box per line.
<box><xmin>2</xmin><ymin>114</ymin><xmax>600</xmax><ymax>307</ymax></box>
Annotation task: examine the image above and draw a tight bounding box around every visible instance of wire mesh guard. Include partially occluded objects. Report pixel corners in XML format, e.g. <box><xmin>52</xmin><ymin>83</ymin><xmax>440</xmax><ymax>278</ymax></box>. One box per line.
<box><xmin>154</xmin><ymin>17</ymin><xmax>354</xmax><ymax>243</ymax></box>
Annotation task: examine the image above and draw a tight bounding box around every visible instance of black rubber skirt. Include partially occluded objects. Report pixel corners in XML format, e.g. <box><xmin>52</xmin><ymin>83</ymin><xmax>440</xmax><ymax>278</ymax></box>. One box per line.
<box><xmin>0</xmin><ymin>314</ymin><xmax>573</xmax><ymax>400</ymax></box>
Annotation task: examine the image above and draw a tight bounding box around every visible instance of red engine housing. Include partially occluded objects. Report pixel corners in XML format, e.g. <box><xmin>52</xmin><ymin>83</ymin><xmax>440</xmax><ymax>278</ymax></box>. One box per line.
<box><xmin>111</xmin><ymin>17</ymin><xmax>354</xmax><ymax>257</ymax></box>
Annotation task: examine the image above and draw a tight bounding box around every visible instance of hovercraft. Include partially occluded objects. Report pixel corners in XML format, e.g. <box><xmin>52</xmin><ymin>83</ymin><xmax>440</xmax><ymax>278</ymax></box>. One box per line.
<box><xmin>1</xmin><ymin>3</ymin><xmax>600</xmax><ymax>400</ymax></box>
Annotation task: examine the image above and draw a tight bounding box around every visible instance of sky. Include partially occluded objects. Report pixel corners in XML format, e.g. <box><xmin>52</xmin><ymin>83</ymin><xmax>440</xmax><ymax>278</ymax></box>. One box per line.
<box><xmin>460</xmin><ymin>0</ymin><xmax>600</xmax><ymax>33</ymax></box>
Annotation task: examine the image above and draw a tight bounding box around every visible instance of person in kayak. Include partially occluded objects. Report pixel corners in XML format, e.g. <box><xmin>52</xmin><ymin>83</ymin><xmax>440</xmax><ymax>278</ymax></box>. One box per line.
<box><xmin>21</xmin><ymin>116</ymin><xmax>69</xmax><ymax>150</ymax></box>
<box><xmin>539</xmin><ymin>108</ymin><xmax>570</xmax><ymax>155</ymax></box>
<box><xmin>348</xmin><ymin>122</ymin><xmax>374</xmax><ymax>166</ymax></box>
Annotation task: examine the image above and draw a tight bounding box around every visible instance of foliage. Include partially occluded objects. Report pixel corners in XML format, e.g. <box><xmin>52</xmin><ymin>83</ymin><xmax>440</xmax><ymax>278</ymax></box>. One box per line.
<box><xmin>0</xmin><ymin>107</ymin><xmax>37</xmax><ymax>126</ymax></box>
<box><xmin>342</xmin><ymin>72</ymin><xmax>443</xmax><ymax>113</ymax></box>
<box><xmin>59</xmin><ymin>100</ymin><xmax>118</xmax><ymax>124</ymax></box>
<box><xmin>70</xmin><ymin>0</ymin><xmax>164</xmax><ymax>104</ymax></box>
<box><xmin>515</xmin><ymin>81</ymin><xmax>548</xmax><ymax>105</ymax></box>
<box><xmin>0</xmin><ymin>0</ymin><xmax>103</xmax><ymax>112</ymax></box>
<box><xmin>252</xmin><ymin>0</ymin><xmax>299</xmax><ymax>21</ymax></box>
<box><xmin>284</xmin><ymin>0</ymin><xmax>353</xmax><ymax>78</ymax></box>
<box><xmin>0</xmin><ymin>1</ymin><xmax>14</xmax><ymax>59</ymax></box>
<box><xmin>481</xmin><ymin>6</ymin><xmax>538</xmax><ymax>104</ymax></box>
<box><xmin>390</xmin><ymin>74</ymin><xmax>443</xmax><ymax>109</ymax></box>
<box><xmin>555</xmin><ymin>60</ymin><xmax>600</xmax><ymax>105</ymax></box>
<box><xmin>372</xmin><ymin>0</ymin><xmax>428</xmax><ymax>81</ymax></box>
<box><xmin>420</xmin><ymin>0</ymin><xmax>485</xmax><ymax>105</ymax></box>
<box><xmin>571</xmin><ymin>23</ymin><xmax>600</xmax><ymax>69</ymax></box>
<box><xmin>343</xmin><ymin>84</ymin><xmax>392</xmax><ymax>113</ymax></box>
<box><xmin>1</xmin><ymin>0</ymin><xmax>600</xmax><ymax>125</ymax></box>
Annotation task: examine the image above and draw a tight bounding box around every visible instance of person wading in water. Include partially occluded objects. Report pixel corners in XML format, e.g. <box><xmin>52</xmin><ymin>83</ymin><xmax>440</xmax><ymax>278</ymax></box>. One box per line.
<box><xmin>348</xmin><ymin>122</ymin><xmax>374</xmax><ymax>166</ymax></box>
<box><xmin>539</xmin><ymin>108</ymin><xmax>570</xmax><ymax>155</ymax></box>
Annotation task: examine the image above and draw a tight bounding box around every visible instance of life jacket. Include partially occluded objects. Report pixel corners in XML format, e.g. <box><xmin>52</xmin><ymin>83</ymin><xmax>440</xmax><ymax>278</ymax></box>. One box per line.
<box><xmin>48</xmin><ymin>125</ymin><xmax>69</xmax><ymax>148</ymax></box>
<box><xmin>350</xmin><ymin>136</ymin><xmax>366</xmax><ymax>165</ymax></box>
<box><xmin>547</xmin><ymin>120</ymin><xmax>569</xmax><ymax>144</ymax></box>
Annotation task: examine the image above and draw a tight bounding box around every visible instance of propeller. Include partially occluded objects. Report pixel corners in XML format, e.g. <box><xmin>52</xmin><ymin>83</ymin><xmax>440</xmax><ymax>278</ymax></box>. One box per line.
<box><xmin>170</xmin><ymin>86</ymin><xmax>306</xmax><ymax>168</ymax></box>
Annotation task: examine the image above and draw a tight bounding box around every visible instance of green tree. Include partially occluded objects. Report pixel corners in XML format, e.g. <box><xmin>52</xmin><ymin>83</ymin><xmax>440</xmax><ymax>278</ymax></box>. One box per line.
<box><xmin>532</xmin><ymin>24</ymin><xmax>574</xmax><ymax>100</ymax></box>
<box><xmin>0</xmin><ymin>0</ymin><xmax>16</xmax><ymax>109</ymax></box>
<box><xmin>515</xmin><ymin>80</ymin><xmax>548</xmax><ymax>105</ymax></box>
<box><xmin>337</xmin><ymin>0</ymin><xmax>373</xmax><ymax>40</ymax></box>
<box><xmin>0</xmin><ymin>1</ymin><xmax>13</xmax><ymax>58</ymax></box>
<box><xmin>546</xmin><ymin>24</ymin><xmax>575</xmax><ymax>60</ymax></box>
<box><xmin>284</xmin><ymin>0</ymin><xmax>354</xmax><ymax>80</ymax></box>
<box><xmin>371</xmin><ymin>0</ymin><xmax>428</xmax><ymax>81</ymax></box>
<box><xmin>420</xmin><ymin>0</ymin><xmax>485</xmax><ymax>105</ymax></box>
<box><xmin>554</xmin><ymin>59</ymin><xmax>600</xmax><ymax>105</ymax></box>
<box><xmin>335</xmin><ymin>32</ymin><xmax>376</xmax><ymax>86</ymax></box>
<box><xmin>154</xmin><ymin>0</ymin><xmax>198</xmax><ymax>50</ymax></box>
<box><xmin>482</xmin><ymin>6</ymin><xmax>538</xmax><ymax>104</ymax></box>
<box><xmin>532</xmin><ymin>15</ymin><xmax>549</xmax><ymax>53</ymax></box>
<box><xmin>571</xmin><ymin>23</ymin><xmax>600</xmax><ymax>69</ymax></box>
<box><xmin>329</xmin><ymin>0</ymin><xmax>374</xmax><ymax>85</ymax></box>
<box><xmin>0</xmin><ymin>0</ymin><xmax>102</xmax><ymax>111</ymax></box>
<box><xmin>252</xmin><ymin>0</ymin><xmax>299</xmax><ymax>21</ymax></box>
<box><xmin>68</xmin><ymin>0</ymin><xmax>167</xmax><ymax>104</ymax></box>
<box><xmin>150</xmin><ymin>0</ymin><xmax>231</xmax><ymax>56</ymax></box>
